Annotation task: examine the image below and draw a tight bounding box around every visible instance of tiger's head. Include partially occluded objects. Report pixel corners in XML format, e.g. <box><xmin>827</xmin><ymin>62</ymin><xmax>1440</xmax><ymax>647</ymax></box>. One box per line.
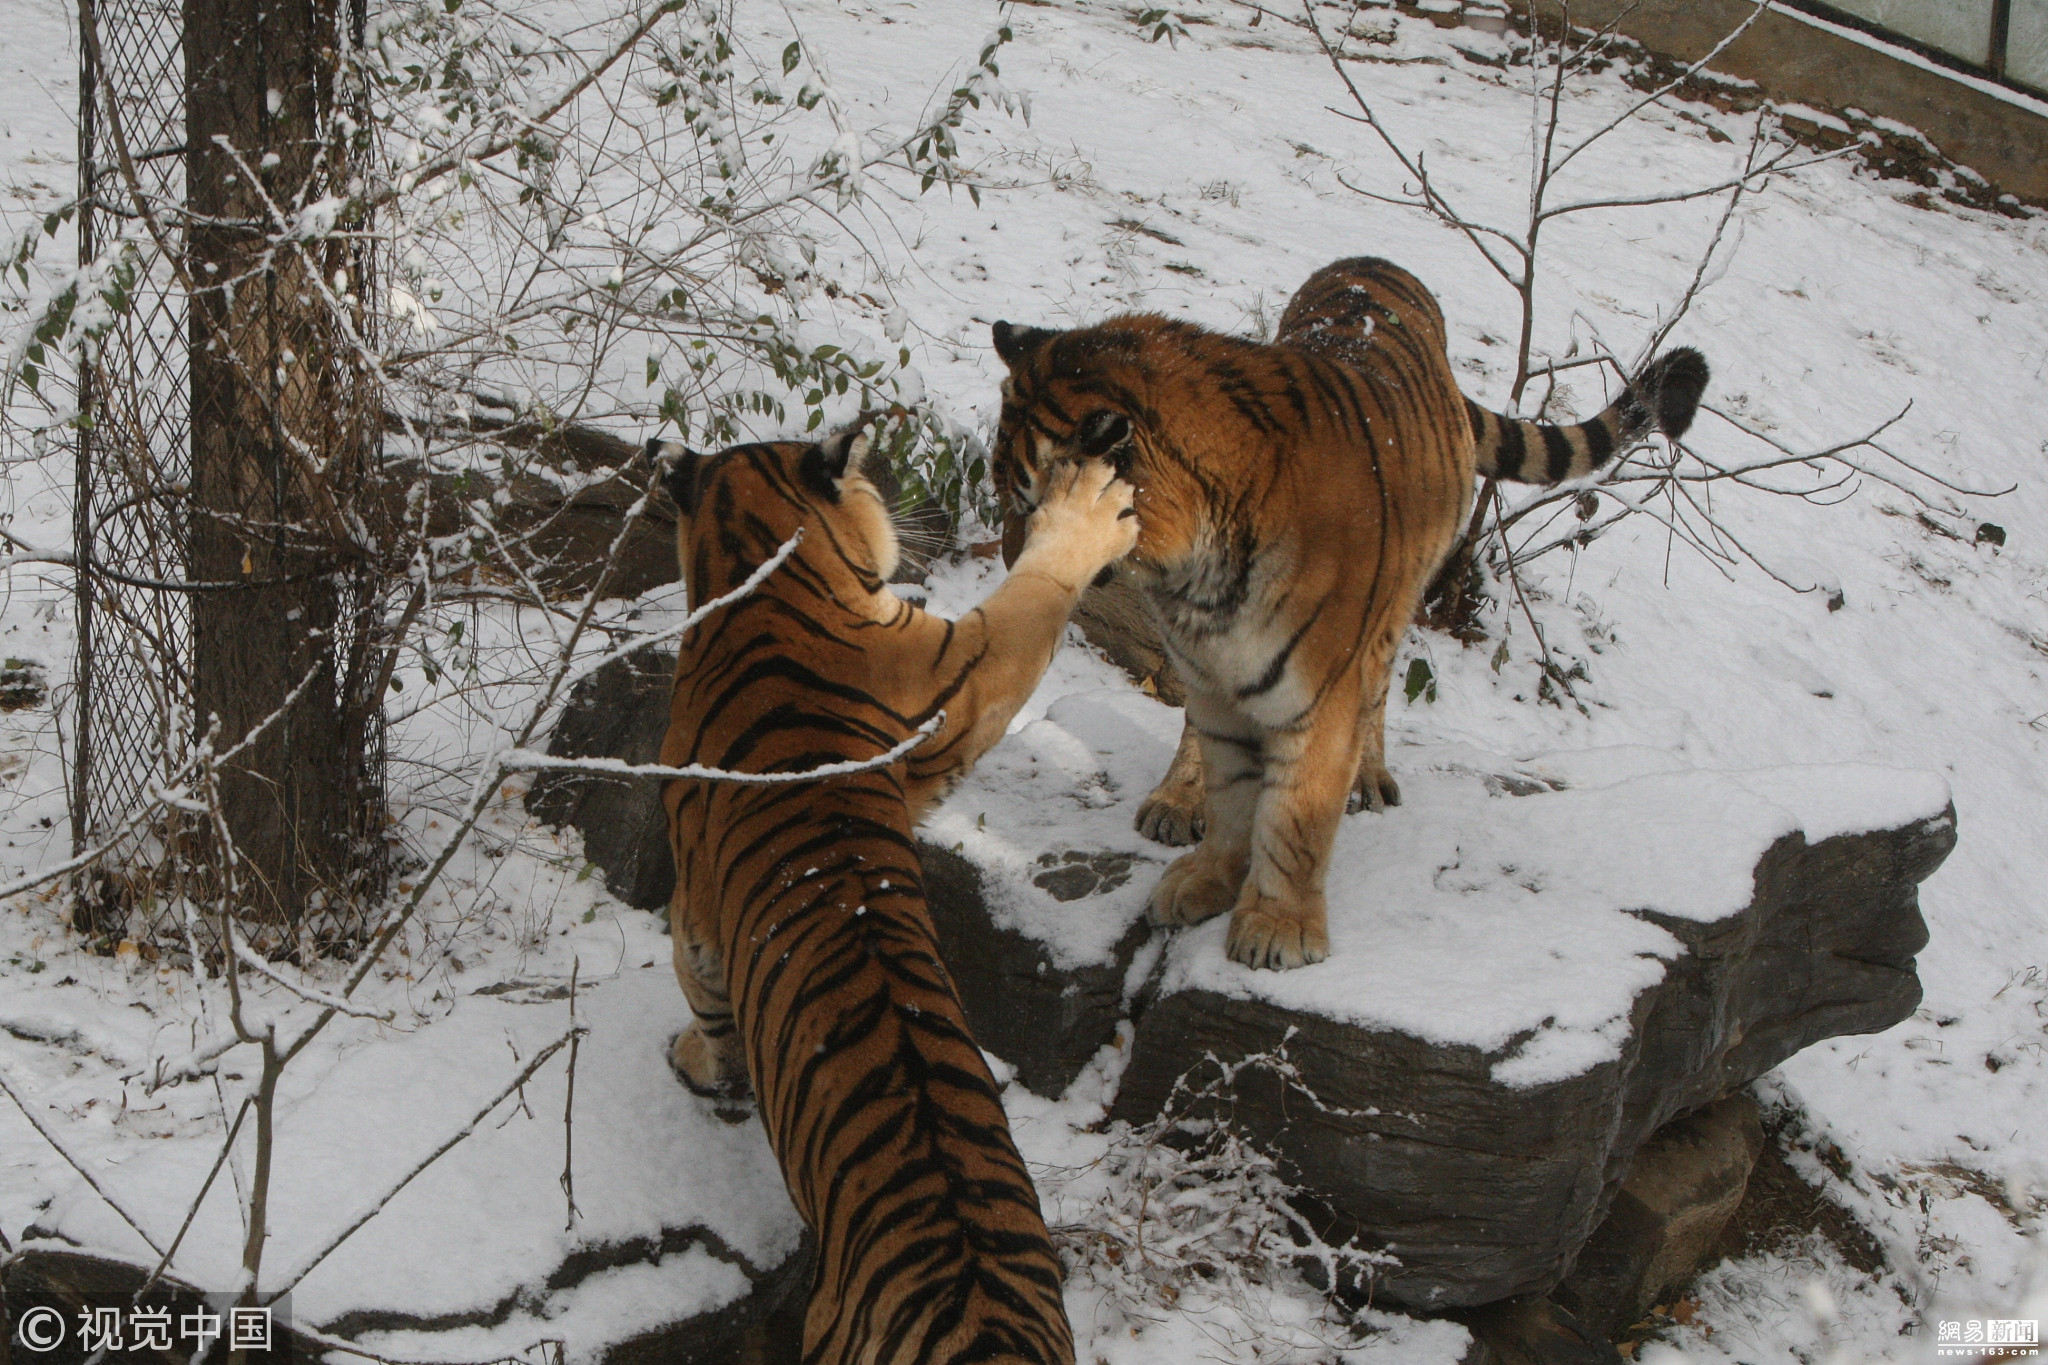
<box><xmin>648</xmin><ymin>422</ymin><xmax>900</xmax><ymax>610</ymax></box>
<box><xmin>990</xmin><ymin>317</ymin><xmax>1200</xmax><ymax>578</ymax></box>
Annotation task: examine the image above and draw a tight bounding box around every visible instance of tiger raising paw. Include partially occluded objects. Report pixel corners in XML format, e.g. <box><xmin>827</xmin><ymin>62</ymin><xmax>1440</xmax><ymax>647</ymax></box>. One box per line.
<box><xmin>655</xmin><ymin>423</ymin><xmax>1134</xmax><ymax>1364</ymax></box>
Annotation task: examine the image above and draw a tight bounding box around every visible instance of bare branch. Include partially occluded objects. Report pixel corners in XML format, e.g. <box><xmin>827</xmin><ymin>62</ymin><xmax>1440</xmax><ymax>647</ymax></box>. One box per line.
<box><xmin>137</xmin><ymin>1096</ymin><xmax>254</xmax><ymax>1297</ymax></box>
<box><xmin>542</xmin><ymin>528</ymin><xmax>805</xmax><ymax>719</ymax></box>
<box><xmin>1703</xmin><ymin>403</ymin><xmax>2015</xmax><ymax>499</ymax></box>
<box><xmin>1306</xmin><ymin>3</ymin><xmax>1528</xmax><ymax>288</ymax></box>
<box><xmin>1534</xmin><ymin>147</ymin><xmax>1853</xmax><ymax>224</ymax></box>
<box><xmin>0</xmin><ymin>796</ymin><xmax>176</xmax><ymax>903</ymax></box>
<box><xmin>500</xmin><ymin>711</ymin><xmax>944</xmax><ymax>785</ymax></box>
<box><xmin>278</xmin><ymin>524</ymin><xmax>805</xmax><ymax>1076</ymax></box>
<box><xmin>361</xmin><ymin>0</ymin><xmax>687</xmax><ymax>219</ymax></box>
<box><xmin>229</xmin><ymin>930</ymin><xmax>398</xmax><ymax>1022</ymax></box>
<box><xmin>146</xmin><ymin>1032</ymin><xmax>246</xmax><ymax>1093</ymax></box>
<box><xmin>1546</xmin><ymin>0</ymin><xmax>1773</xmax><ymax>181</ymax></box>
<box><xmin>560</xmin><ymin>959</ymin><xmax>580</xmax><ymax>1233</ymax></box>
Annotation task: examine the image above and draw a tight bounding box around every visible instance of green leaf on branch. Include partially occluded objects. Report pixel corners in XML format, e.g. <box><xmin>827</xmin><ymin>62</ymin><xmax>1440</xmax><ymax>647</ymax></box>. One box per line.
<box><xmin>1403</xmin><ymin>657</ymin><xmax>1437</xmax><ymax>704</ymax></box>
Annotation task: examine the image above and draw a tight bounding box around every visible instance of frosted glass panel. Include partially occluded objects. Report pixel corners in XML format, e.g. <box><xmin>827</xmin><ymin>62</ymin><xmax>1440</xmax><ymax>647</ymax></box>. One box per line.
<box><xmin>1827</xmin><ymin>0</ymin><xmax>1997</xmax><ymax>64</ymax></box>
<box><xmin>2010</xmin><ymin>0</ymin><xmax>2048</xmax><ymax>89</ymax></box>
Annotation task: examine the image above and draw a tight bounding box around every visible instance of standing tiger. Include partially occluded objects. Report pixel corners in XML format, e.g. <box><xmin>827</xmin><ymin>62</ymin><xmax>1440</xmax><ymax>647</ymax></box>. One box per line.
<box><xmin>655</xmin><ymin>422</ymin><xmax>1136</xmax><ymax>1365</ymax></box>
<box><xmin>992</xmin><ymin>256</ymin><xmax>1707</xmax><ymax>970</ymax></box>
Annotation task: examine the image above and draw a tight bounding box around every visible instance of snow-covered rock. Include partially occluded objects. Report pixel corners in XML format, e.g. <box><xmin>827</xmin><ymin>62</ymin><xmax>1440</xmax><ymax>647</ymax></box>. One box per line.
<box><xmin>942</xmin><ymin>691</ymin><xmax>1955</xmax><ymax>1309</ymax></box>
<box><xmin>536</xmin><ymin>658</ymin><xmax>1954</xmax><ymax>1317</ymax></box>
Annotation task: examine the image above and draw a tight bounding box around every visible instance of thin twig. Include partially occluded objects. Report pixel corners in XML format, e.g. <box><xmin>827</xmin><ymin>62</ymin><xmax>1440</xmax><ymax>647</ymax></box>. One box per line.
<box><xmin>356</xmin><ymin>0</ymin><xmax>688</xmax><ymax>220</ymax></box>
<box><xmin>1534</xmin><ymin>147</ymin><xmax>1852</xmax><ymax>225</ymax></box>
<box><xmin>148</xmin><ymin>1032</ymin><xmax>246</xmax><ymax>1093</ymax></box>
<box><xmin>1704</xmin><ymin>402</ymin><xmax>2014</xmax><ymax>499</ymax></box>
<box><xmin>561</xmin><ymin>958</ymin><xmax>580</xmax><ymax>1233</ymax></box>
<box><xmin>1307</xmin><ymin>3</ymin><xmax>1527</xmax><ymax>289</ymax></box>
<box><xmin>1546</xmin><ymin>0</ymin><xmax>1773</xmax><ymax>181</ymax></box>
<box><xmin>137</xmin><ymin>1096</ymin><xmax>254</xmax><ymax>1297</ymax></box>
<box><xmin>499</xmin><ymin>712</ymin><xmax>943</xmax><ymax>785</ymax></box>
<box><xmin>229</xmin><ymin>929</ymin><xmax>398</xmax><ymax>1022</ymax></box>
<box><xmin>0</xmin><ymin>800</ymin><xmax>173</xmax><ymax>902</ymax></box>
<box><xmin>273</xmin><ymin>497</ymin><xmax>785</xmax><ymax>1074</ymax></box>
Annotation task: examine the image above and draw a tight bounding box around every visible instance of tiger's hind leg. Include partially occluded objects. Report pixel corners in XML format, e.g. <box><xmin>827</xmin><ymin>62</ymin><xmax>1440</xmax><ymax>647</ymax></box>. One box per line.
<box><xmin>1349</xmin><ymin>553</ymin><xmax>1453</xmax><ymax>815</ymax></box>
<box><xmin>668</xmin><ymin>910</ymin><xmax>750</xmax><ymax>1101</ymax></box>
<box><xmin>1135</xmin><ymin>721</ymin><xmax>1207</xmax><ymax>846</ymax></box>
<box><xmin>1348</xmin><ymin>660</ymin><xmax>1403</xmax><ymax>814</ymax></box>
<box><xmin>1148</xmin><ymin>694</ymin><xmax>1259</xmax><ymax>928</ymax></box>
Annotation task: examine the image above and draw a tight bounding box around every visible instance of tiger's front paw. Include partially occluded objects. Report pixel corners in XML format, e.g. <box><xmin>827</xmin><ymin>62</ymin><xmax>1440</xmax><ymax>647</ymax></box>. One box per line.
<box><xmin>1020</xmin><ymin>459</ymin><xmax>1138</xmax><ymax>589</ymax></box>
<box><xmin>1225</xmin><ymin>891</ymin><xmax>1329</xmax><ymax>970</ymax></box>
<box><xmin>1148</xmin><ymin>845</ymin><xmax>1245</xmax><ymax>927</ymax></box>
<box><xmin>669</xmin><ymin>1026</ymin><xmax>751</xmax><ymax>1102</ymax></box>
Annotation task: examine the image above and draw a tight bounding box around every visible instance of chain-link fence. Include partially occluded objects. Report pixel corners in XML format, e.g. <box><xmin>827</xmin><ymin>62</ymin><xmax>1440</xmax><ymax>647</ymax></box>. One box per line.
<box><xmin>73</xmin><ymin>0</ymin><xmax>389</xmax><ymax>949</ymax></box>
<box><xmin>72</xmin><ymin>0</ymin><xmax>195</xmax><ymax>938</ymax></box>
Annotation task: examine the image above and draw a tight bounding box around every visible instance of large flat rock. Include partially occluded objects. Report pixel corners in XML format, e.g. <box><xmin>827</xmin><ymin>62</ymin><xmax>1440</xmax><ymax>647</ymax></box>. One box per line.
<box><xmin>920</xmin><ymin>692</ymin><xmax>1950</xmax><ymax>1309</ymax></box>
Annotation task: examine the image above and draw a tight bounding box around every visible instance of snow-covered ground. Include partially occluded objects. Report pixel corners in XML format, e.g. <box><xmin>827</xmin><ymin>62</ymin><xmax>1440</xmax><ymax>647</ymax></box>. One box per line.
<box><xmin>4</xmin><ymin>0</ymin><xmax>2045</xmax><ymax>1361</ymax></box>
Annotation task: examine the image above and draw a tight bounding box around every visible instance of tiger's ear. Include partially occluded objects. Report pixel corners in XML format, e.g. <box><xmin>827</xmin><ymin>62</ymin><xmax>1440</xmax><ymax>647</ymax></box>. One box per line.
<box><xmin>649</xmin><ymin>438</ymin><xmax>709</xmax><ymax>515</ymax></box>
<box><xmin>799</xmin><ymin>424</ymin><xmax>875</xmax><ymax>502</ymax></box>
<box><xmin>1077</xmin><ymin>410</ymin><xmax>1132</xmax><ymax>458</ymax></box>
<box><xmin>992</xmin><ymin>320</ymin><xmax>1057</xmax><ymax>367</ymax></box>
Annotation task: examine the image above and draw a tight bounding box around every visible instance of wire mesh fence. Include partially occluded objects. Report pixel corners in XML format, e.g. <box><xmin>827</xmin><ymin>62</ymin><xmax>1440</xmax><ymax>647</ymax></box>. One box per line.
<box><xmin>72</xmin><ymin>0</ymin><xmax>195</xmax><ymax>939</ymax></box>
<box><xmin>73</xmin><ymin>0</ymin><xmax>389</xmax><ymax>950</ymax></box>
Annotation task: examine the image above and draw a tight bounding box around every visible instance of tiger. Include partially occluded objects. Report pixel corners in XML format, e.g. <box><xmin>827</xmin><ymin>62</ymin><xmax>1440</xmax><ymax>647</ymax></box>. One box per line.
<box><xmin>992</xmin><ymin>256</ymin><xmax>1708</xmax><ymax>971</ymax></box>
<box><xmin>653</xmin><ymin>420</ymin><xmax>1137</xmax><ymax>1365</ymax></box>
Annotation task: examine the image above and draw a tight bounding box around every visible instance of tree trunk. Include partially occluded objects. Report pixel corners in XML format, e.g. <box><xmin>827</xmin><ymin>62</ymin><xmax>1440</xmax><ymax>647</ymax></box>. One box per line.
<box><xmin>186</xmin><ymin>0</ymin><xmax>382</xmax><ymax>927</ymax></box>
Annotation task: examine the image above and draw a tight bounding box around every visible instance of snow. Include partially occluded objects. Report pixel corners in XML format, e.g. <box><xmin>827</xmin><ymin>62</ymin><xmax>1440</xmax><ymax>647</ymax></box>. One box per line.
<box><xmin>15</xmin><ymin>944</ymin><xmax>800</xmax><ymax>1361</ymax></box>
<box><xmin>4</xmin><ymin>0</ymin><xmax>2046</xmax><ymax>1359</ymax></box>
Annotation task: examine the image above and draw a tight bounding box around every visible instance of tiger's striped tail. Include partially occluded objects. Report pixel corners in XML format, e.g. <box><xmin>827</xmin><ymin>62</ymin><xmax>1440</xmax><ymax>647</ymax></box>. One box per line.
<box><xmin>1469</xmin><ymin>348</ymin><xmax>1709</xmax><ymax>484</ymax></box>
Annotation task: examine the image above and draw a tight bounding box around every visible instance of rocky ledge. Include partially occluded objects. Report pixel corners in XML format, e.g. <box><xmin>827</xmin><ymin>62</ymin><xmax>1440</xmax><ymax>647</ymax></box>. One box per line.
<box><xmin>530</xmin><ymin>656</ymin><xmax>1953</xmax><ymax>1337</ymax></box>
